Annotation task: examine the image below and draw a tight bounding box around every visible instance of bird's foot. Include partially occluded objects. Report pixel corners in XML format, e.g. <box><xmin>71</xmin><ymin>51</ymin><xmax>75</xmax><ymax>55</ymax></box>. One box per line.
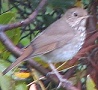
<box><xmin>47</xmin><ymin>71</ymin><xmax>55</xmax><ymax>76</ymax></box>
<box><xmin>57</xmin><ymin>77</ymin><xmax>72</xmax><ymax>88</ymax></box>
<box><xmin>48</xmin><ymin>62</ymin><xmax>72</xmax><ymax>89</ymax></box>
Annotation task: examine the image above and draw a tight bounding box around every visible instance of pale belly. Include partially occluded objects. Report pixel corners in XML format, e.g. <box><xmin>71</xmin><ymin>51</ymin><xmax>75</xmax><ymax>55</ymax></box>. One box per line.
<box><xmin>41</xmin><ymin>26</ymin><xmax>86</xmax><ymax>63</ymax></box>
<box><xmin>41</xmin><ymin>39</ymin><xmax>84</xmax><ymax>63</ymax></box>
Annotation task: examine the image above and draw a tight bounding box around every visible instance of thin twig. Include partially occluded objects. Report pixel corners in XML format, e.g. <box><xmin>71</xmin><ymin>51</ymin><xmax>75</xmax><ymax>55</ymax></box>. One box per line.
<box><xmin>0</xmin><ymin>0</ymin><xmax>47</xmax><ymax>32</ymax></box>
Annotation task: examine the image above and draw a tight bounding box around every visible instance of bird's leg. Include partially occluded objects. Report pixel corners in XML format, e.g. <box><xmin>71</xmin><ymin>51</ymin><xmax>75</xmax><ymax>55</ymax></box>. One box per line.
<box><xmin>48</xmin><ymin>62</ymin><xmax>72</xmax><ymax>88</ymax></box>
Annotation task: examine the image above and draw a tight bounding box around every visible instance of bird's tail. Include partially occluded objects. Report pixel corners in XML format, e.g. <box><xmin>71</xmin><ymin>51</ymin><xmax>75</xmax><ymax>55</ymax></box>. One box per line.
<box><xmin>2</xmin><ymin>57</ymin><xmax>25</xmax><ymax>75</ymax></box>
<box><xmin>2</xmin><ymin>45</ymin><xmax>33</xmax><ymax>75</ymax></box>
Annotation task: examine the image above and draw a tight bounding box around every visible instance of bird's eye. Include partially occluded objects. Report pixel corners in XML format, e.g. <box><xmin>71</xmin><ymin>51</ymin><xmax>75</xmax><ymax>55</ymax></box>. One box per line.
<box><xmin>73</xmin><ymin>12</ymin><xmax>78</xmax><ymax>17</ymax></box>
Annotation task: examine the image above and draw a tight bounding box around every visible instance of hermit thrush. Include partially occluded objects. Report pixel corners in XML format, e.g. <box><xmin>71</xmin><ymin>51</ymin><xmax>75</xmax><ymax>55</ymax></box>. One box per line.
<box><xmin>3</xmin><ymin>7</ymin><xmax>88</xmax><ymax>88</ymax></box>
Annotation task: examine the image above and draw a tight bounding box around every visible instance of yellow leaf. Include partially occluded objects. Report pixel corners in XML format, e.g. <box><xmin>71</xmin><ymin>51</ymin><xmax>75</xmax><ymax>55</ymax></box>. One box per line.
<box><xmin>14</xmin><ymin>72</ymin><xmax>30</xmax><ymax>79</ymax></box>
<box><xmin>75</xmin><ymin>1</ymin><xmax>82</xmax><ymax>7</ymax></box>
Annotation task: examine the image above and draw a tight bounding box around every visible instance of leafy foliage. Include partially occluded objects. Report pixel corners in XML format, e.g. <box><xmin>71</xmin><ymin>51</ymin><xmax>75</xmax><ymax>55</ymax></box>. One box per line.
<box><xmin>0</xmin><ymin>0</ymin><xmax>97</xmax><ymax>90</ymax></box>
<box><xmin>0</xmin><ymin>12</ymin><xmax>20</xmax><ymax>60</ymax></box>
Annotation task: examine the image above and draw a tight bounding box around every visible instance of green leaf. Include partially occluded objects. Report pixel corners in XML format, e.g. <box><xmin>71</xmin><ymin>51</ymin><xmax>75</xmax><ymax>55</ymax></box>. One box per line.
<box><xmin>0</xmin><ymin>60</ymin><xmax>28</xmax><ymax>90</ymax></box>
<box><xmin>15</xmin><ymin>82</ymin><xmax>28</xmax><ymax>90</ymax></box>
<box><xmin>0</xmin><ymin>12</ymin><xmax>20</xmax><ymax>60</ymax></box>
<box><xmin>0</xmin><ymin>59</ymin><xmax>15</xmax><ymax>90</ymax></box>
<box><xmin>0</xmin><ymin>12</ymin><xmax>15</xmax><ymax>24</ymax></box>
<box><xmin>0</xmin><ymin>59</ymin><xmax>12</xmax><ymax>75</ymax></box>
<box><xmin>0</xmin><ymin>59</ymin><xmax>10</xmax><ymax>71</ymax></box>
<box><xmin>0</xmin><ymin>75</ymin><xmax>15</xmax><ymax>90</ymax></box>
<box><xmin>6</xmin><ymin>27</ymin><xmax>20</xmax><ymax>45</ymax></box>
<box><xmin>20</xmin><ymin>37</ymin><xmax>30</xmax><ymax>46</ymax></box>
<box><xmin>86</xmin><ymin>75</ymin><xmax>96</xmax><ymax>90</ymax></box>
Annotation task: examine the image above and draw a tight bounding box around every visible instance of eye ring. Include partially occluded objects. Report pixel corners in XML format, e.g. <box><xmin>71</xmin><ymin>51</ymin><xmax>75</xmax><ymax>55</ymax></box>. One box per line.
<box><xmin>73</xmin><ymin>12</ymin><xmax>78</xmax><ymax>17</ymax></box>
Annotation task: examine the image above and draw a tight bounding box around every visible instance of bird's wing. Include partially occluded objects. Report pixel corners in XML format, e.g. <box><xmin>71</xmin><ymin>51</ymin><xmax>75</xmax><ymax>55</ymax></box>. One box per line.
<box><xmin>29</xmin><ymin>18</ymin><xmax>76</xmax><ymax>56</ymax></box>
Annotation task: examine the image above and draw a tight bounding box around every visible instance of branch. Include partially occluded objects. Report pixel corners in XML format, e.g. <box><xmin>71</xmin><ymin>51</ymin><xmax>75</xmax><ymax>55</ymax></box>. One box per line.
<box><xmin>0</xmin><ymin>0</ymin><xmax>47</xmax><ymax>32</ymax></box>
<box><xmin>0</xmin><ymin>32</ymin><xmax>22</xmax><ymax>56</ymax></box>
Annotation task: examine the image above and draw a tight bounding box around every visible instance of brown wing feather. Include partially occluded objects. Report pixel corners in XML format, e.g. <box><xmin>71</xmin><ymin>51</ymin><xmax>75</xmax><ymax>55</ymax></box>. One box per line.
<box><xmin>30</xmin><ymin>17</ymin><xmax>76</xmax><ymax>55</ymax></box>
<box><xmin>2</xmin><ymin>45</ymin><xmax>33</xmax><ymax>75</ymax></box>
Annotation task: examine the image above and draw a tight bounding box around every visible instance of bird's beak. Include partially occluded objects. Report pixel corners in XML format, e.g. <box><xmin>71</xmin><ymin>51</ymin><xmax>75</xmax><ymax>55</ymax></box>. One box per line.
<box><xmin>85</xmin><ymin>14</ymin><xmax>92</xmax><ymax>19</ymax></box>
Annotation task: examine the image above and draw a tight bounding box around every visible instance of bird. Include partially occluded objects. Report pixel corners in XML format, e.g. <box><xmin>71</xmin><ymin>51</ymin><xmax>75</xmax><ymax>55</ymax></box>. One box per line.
<box><xmin>2</xmin><ymin>7</ymin><xmax>89</xmax><ymax>88</ymax></box>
